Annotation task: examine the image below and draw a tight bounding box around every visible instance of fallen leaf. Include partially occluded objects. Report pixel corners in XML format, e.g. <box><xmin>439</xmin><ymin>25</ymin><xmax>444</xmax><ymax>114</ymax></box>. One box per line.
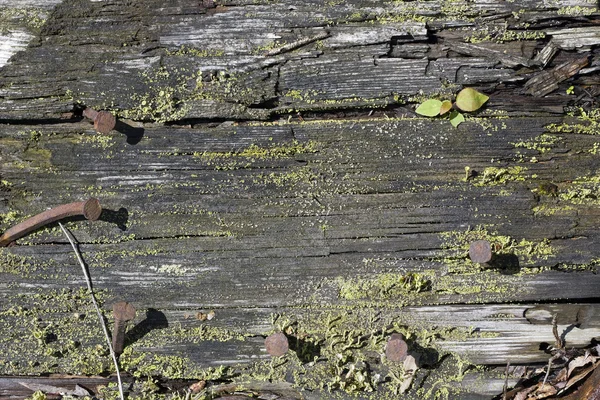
<box><xmin>514</xmin><ymin>385</ymin><xmax>536</xmax><ymax>400</ymax></box>
<box><xmin>449</xmin><ymin>110</ymin><xmax>465</xmax><ymax>128</ymax></box>
<box><xmin>415</xmin><ymin>99</ymin><xmax>442</xmax><ymax>117</ymax></box>
<box><xmin>567</xmin><ymin>354</ymin><xmax>594</xmax><ymax>377</ymax></box>
<box><xmin>455</xmin><ymin>88</ymin><xmax>489</xmax><ymax>112</ymax></box>
<box><xmin>439</xmin><ymin>100</ymin><xmax>453</xmax><ymax>115</ymax></box>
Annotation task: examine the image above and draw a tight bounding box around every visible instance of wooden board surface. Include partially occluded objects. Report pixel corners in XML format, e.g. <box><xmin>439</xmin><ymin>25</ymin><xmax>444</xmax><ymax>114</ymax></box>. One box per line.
<box><xmin>1</xmin><ymin>0</ymin><xmax>600</xmax><ymax>399</ymax></box>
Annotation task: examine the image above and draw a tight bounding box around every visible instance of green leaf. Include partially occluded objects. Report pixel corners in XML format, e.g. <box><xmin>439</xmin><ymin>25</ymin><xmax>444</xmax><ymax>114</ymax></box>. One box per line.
<box><xmin>415</xmin><ymin>99</ymin><xmax>442</xmax><ymax>117</ymax></box>
<box><xmin>455</xmin><ymin>88</ymin><xmax>489</xmax><ymax>112</ymax></box>
<box><xmin>450</xmin><ymin>110</ymin><xmax>465</xmax><ymax>128</ymax></box>
<box><xmin>439</xmin><ymin>100</ymin><xmax>453</xmax><ymax>115</ymax></box>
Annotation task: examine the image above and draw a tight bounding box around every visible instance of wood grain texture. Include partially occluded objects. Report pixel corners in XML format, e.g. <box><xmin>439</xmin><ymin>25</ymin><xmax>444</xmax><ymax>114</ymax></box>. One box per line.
<box><xmin>1</xmin><ymin>0</ymin><xmax>600</xmax><ymax>398</ymax></box>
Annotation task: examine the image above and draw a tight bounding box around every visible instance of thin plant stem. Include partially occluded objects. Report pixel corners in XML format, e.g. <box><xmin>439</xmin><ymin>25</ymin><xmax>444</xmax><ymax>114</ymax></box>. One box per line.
<box><xmin>59</xmin><ymin>222</ymin><xmax>125</xmax><ymax>400</ymax></box>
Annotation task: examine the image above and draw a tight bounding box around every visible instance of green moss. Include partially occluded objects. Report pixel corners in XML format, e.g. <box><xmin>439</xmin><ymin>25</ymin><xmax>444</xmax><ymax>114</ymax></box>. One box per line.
<box><xmin>0</xmin><ymin>7</ymin><xmax>48</xmax><ymax>33</ymax></box>
<box><xmin>511</xmin><ymin>134</ymin><xmax>562</xmax><ymax>154</ymax></box>
<box><xmin>166</xmin><ymin>45</ymin><xmax>225</xmax><ymax>57</ymax></box>
<box><xmin>440</xmin><ymin>225</ymin><xmax>555</xmax><ymax>272</ymax></box>
<box><xmin>558</xmin><ymin>175</ymin><xmax>600</xmax><ymax>205</ymax></box>
<box><xmin>470</xmin><ymin>166</ymin><xmax>527</xmax><ymax>186</ymax></box>
<box><xmin>0</xmin><ymin>288</ymin><xmax>113</xmax><ymax>376</ymax></box>
<box><xmin>119</xmin><ymin>66</ymin><xmax>191</xmax><ymax>123</ymax></box>
<box><xmin>194</xmin><ymin>140</ymin><xmax>318</xmax><ymax>162</ymax></box>
<box><xmin>337</xmin><ymin>272</ymin><xmax>432</xmax><ymax>300</ymax></box>
<box><xmin>557</xmin><ymin>5</ymin><xmax>598</xmax><ymax>15</ymax></box>
<box><xmin>546</xmin><ymin>108</ymin><xmax>600</xmax><ymax>135</ymax></box>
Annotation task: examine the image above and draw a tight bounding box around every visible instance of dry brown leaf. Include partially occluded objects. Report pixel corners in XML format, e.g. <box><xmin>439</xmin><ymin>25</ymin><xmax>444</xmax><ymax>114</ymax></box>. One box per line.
<box><xmin>514</xmin><ymin>385</ymin><xmax>536</xmax><ymax>400</ymax></box>
<box><xmin>534</xmin><ymin>382</ymin><xmax>558</xmax><ymax>398</ymax></box>
<box><xmin>559</xmin><ymin>361</ymin><xmax>600</xmax><ymax>395</ymax></box>
<box><xmin>190</xmin><ymin>380</ymin><xmax>206</xmax><ymax>393</ymax></box>
<box><xmin>567</xmin><ymin>354</ymin><xmax>594</xmax><ymax>376</ymax></box>
<box><xmin>554</xmin><ymin>367</ymin><xmax>568</xmax><ymax>383</ymax></box>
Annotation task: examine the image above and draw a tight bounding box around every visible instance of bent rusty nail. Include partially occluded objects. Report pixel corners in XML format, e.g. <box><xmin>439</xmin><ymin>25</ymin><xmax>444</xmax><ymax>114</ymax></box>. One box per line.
<box><xmin>112</xmin><ymin>301</ymin><xmax>136</xmax><ymax>356</ymax></box>
<box><xmin>82</xmin><ymin>107</ymin><xmax>116</xmax><ymax>134</ymax></box>
<box><xmin>0</xmin><ymin>198</ymin><xmax>102</xmax><ymax>247</ymax></box>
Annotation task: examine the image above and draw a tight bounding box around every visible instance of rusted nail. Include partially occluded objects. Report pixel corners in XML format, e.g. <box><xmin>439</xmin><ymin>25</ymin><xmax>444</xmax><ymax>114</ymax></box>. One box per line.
<box><xmin>265</xmin><ymin>332</ymin><xmax>289</xmax><ymax>357</ymax></box>
<box><xmin>0</xmin><ymin>198</ymin><xmax>102</xmax><ymax>247</ymax></box>
<box><xmin>82</xmin><ymin>107</ymin><xmax>116</xmax><ymax>134</ymax></box>
<box><xmin>112</xmin><ymin>301</ymin><xmax>136</xmax><ymax>356</ymax></box>
<box><xmin>469</xmin><ymin>240</ymin><xmax>492</xmax><ymax>264</ymax></box>
<box><xmin>385</xmin><ymin>333</ymin><xmax>408</xmax><ymax>362</ymax></box>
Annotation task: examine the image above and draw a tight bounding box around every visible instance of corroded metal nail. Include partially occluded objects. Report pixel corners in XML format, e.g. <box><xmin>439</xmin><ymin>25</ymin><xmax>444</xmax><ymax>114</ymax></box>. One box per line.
<box><xmin>469</xmin><ymin>240</ymin><xmax>492</xmax><ymax>264</ymax></box>
<box><xmin>112</xmin><ymin>301</ymin><xmax>136</xmax><ymax>356</ymax></box>
<box><xmin>265</xmin><ymin>332</ymin><xmax>289</xmax><ymax>357</ymax></box>
<box><xmin>385</xmin><ymin>333</ymin><xmax>408</xmax><ymax>362</ymax></box>
<box><xmin>0</xmin><ymin>198</ymin><xmax>102</xmax><ymax>247</ymax></box>
<box><xmin>82</xmin><ymin>107</ymin><xmax>116</xmax><ymax>134</ymax></box>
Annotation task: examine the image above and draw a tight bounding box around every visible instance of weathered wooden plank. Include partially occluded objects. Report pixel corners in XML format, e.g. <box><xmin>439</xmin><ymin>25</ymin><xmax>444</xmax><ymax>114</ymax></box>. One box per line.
<box><xmin>0</xmin><ymin>0</ymin><xmax>596</xmax><ymax>122</ymax></box>
<box><xmin>0</xmin><ymin>1</ymin><xmax>600</xmax><ymax>398</ymax></box>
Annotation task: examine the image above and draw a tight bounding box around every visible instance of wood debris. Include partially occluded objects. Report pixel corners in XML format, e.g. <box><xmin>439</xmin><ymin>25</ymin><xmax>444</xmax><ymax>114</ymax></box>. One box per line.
<box><xmin>524</xmin><ymin>56</ymin><xmax>589</xmax><ymax>96</ymax></box>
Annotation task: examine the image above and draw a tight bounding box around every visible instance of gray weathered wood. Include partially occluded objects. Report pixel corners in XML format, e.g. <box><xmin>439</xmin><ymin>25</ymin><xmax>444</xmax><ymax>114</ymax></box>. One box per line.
<box><xmin>1</xmin><ymin>0</ymin><xmax>600</xmax><ymax>398</ymax></box>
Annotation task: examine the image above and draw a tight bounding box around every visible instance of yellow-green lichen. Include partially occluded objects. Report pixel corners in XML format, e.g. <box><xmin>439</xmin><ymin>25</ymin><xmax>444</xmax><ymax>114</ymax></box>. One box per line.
<box><xmin>255</xmin><ymin>166</ymin><xmax>319</xmax><ymax>187</ymax></box>
<box><xmin>440</xmin><ymin>225</ymin><xmax>555</xmax><ymax>272</ymax></box>
<box><xmin>199</xmin><ymin>140</ymin><xmax>318</xmax><ymax>161</ymax></box>
<box><xmin>0</xmin><ymin>7</ymin><xmax>48</xmax><ymax>33</ymax></box>
<box><xmin>0</xmin><ymin>288</ymin><xmax>113</xmax><ymax>376</ymax></box>
<box><xmin>166</xmin><ymin>45</ymin><xmax>225</xmax><ymax>58</ymax></box>
<box><xmin>336</xmin><ymin>272</ymin><xmax>432</xmax><ymax>301</ymax></box>
<box><xmin>546</xmin><ymin>108</ymin><xmax>600</xmax><ymax>135</ymax></box>
<box><xmin>119</xmin><ymin>66</ymin><xmax>191</xmax><ymax>123</ymax></box>
<box><xmin>557</xmin><ymin>5</ymin><xmax>598</xmax><ymax>16</ymax></box>
<box><xmin>558</xmin><ymin>175</ymin><xmax>600</xmax><ymax>205</ymax></box>
<box><xmin>468</xmin><ymin>166</ymin><xmax>527</xmax><ymax>186</ymax></box>
<box><xmin>511</xmin><ymin>133</ymin><xmax>563</xmax><ymax>154</ymax></box>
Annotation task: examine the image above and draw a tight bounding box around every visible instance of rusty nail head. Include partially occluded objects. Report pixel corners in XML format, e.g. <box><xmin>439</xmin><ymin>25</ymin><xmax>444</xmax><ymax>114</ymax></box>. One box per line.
<box><xmin>469</xmin><ymin>240</ymin><xmax>493</xmax><ymax>264</ymax></box>
<box><xmin>385</xmin><ymin>333</ymin><xmax>408</xmax><ymax>362</ymax></box>
<box><xmin>265</xmin><ymin>332</ymin><xmax>289</xmax><ymax>357</ymax></box>
<box><xmin>0</xmin><ymin>198</ymin><xmax>102</xmax><ymax>247</ymax></box>
<box><xmin>112</xmin><ymin>301</ymin><xmax>136</xmax><ymax>355</ymax></box>
<box><xmin>82</xmin><ymin>107</ymin><xmax>116</xmax><ymax>134</ymax></box>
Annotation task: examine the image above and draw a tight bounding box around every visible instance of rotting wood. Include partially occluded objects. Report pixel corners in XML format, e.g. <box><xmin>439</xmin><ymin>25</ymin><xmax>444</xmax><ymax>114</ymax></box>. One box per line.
<box><xmin>0</xmin><ymin>0</ymin><xmax>600</xmax><ymax>399</ymax></box>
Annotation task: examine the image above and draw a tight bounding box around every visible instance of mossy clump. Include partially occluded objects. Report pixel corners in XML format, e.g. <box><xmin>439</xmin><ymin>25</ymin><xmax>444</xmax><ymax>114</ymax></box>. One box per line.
<box><xmin>196</xmin><ymin>140</ymin><xmax>318</xmax><ymax>162</ymax></box>
<box><xmin>0</xmin><ymin>288</ymin><xmax>112</xmax><ymax>376</ymax></box>
<box><xmin>546</xmin><ymin>108</ymin><xmax>600</xmax><ymax>135</ymax></box>
<box><xmin>0</xmin><ymin>249</ymin><xmax>45</xmax><ymax>277</ymax></box>
<box><xmin>119</xmin><ymin>66</ymin><xmax>191</xmax><ymax>123</ymax></box>
<box><xmin>559</xmin><ymin>175</ymin><xmax>600</xmax><ymax>205</ymax></box>
<box><xmin>512</xmin><ymin>134</ymin><xmax>563</xmax><ymax>154</ymax></box>
<box><xmin>337</xmin><ymin>272</ymin><xmax>432</xmax><ymax>301</ymax></box>
<box><xmin>440</xmin><ymin>225</ymin><xmax>555</xmax><ymax>272</ymax></box>
<box><xmin>469</xmin><ymin>166</ymin><xmax>527</xmax><ymax>186</ymax></box>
